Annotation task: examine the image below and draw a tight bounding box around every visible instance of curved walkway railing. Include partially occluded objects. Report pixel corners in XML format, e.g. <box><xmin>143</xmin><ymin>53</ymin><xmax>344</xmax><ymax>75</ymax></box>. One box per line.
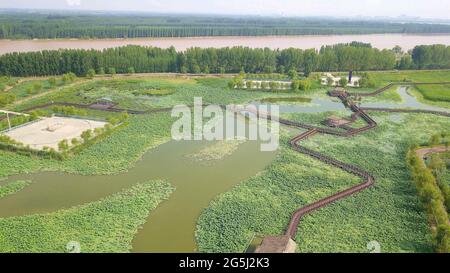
<box><xmin>252</xmin><ymin>90</ymin><xmax>378</xmax><ymax>239</ymax></box>
<box><xmin>253</xmin><ymin>83</ymin><xmax>448</xmax><ymax>241</ymax></box>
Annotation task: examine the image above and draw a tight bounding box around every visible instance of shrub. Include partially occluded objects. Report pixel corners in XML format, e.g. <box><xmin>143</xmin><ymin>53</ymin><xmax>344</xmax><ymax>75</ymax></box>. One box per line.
<box><xmin>288</xmin><ymin>69</ymin><xmax>298</xmax><ymax>80</ymax></box>
<box><xmin>407</xmin><ymin>147</ymin><xmax>449</xmax><ymax>252</ymax></box>
<box><xmin>62</xmin><ymin>72</ymin><xmax>77</xmax><ymax>84</ymax></box>
<box><xmin>33</xmin><ymin>82</ymin><xmax>43</xmax><ymax>91</ymax></box>
<box><xmin>435</xmin><ymin>225</ymin><xmax>450</xmax><ymax>253</ymax></box>
<box><xmin>359</xmin><ymin>73</ymin><xmax>376</xmax><ymax>88</ymax></box>
<box><xmin>58</xmin><ymin>139</ymin><xmax>69</xmax><ymax>152</ymax></box>
<box><xmin>98</xmin><ymin>67</ymin><xmax>105</xmax><ymax>75</ymax></box>
<box><xmin>298</xmin><ymin>79</ymin><xmax>312</xmax><ymax>91</ymax></box>
<box><xmin>261</xmin><ymin>81</ymin><xmax>269</xmax><ymax>90</ymax></box>
<box><xmin>71</xmin><ymin>138</ymin><xmax>80</xmax><ymax>146</ymax></box>
<box><xmin>48</xmin><ymin>77</ymin><xmax>57</xmax><ymax>87</ymax></box>
<box><xmin>51</xmin><ymin>106</ymin><xmax>87</xmax><ymax>116</ymax></box>
<box><xmin>86</xmin><ymin>69</ymin><xmax>96</xmax><ymax>79</ymax></box>
<box><xmin>246</xmin><ymin>80</ymin><xmax>253</xmax><ymax>90</ymax></box>
<box><xmin>80</xmin><ymin>130</ymin><xmax>92</xmax><ymax>143</ymax></box>
<box><xmin>108</xmin><ymin>67</ymin><xmax>116</xmax><ymax>76</ymax></box>
<box><xmin>0</xmin><ymin>93</ymin><xmax>16</xmax><ymax>106</ymax></box>
<box><xmin>339</xmin><ymin>77</ymin><xmax>348</xmax><ymax>87</ymax></box>
<box><xmin>327</xmin><ymin>77</ymin><xmax>334</xmax><ymax>86</ymax></box>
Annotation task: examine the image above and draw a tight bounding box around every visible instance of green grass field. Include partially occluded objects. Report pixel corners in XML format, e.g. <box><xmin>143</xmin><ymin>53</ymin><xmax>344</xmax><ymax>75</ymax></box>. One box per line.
<box><xmin>368</xmin><ymin>70</ymin><xmax>450</xmax><ymax>87</ymax></box>
<box><xmin>415</xmin><ymin>84</ymin><xmax>450</xmax><ymax>102</ymax></box>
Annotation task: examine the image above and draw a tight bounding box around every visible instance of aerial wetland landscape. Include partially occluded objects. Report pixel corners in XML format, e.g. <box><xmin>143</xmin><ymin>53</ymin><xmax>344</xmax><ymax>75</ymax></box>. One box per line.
<box><xmin>0</xmin><ymin>6</ymin><xmax>449</xmax><ymax>256</ymax></box>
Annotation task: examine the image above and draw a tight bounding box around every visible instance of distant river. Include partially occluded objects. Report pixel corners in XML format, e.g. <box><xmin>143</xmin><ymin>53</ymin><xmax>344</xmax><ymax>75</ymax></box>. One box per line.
<box><xmin>1</xmin><ymin>34</ymin><xmax>450</xmax><ymax>54</ymax></box>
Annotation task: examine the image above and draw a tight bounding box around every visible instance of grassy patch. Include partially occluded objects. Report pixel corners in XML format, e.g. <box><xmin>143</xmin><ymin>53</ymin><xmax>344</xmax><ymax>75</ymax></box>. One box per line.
<box><xmin>408</xmin><ymin>87</ymin><xmax>450</xmax><ymax>109</ymax></box>
<box><xmin>0</xmin><ymin>181</ymin><xmax>174</xmax><ymax>253</ymax></box>
<box><xmin>259</xmin><ymin>97</ymin><xmax>312</xmax><ymax>104</ymax></box>
<box><xmin>349</xmin><ymin>85</ymin><xmax>403</xmax><ymax>104</ymax></box>
<box><xmin>415</xmin><ymin>84</ymin><xmax>450</xmax><ymax>102</ymax></box>
<box><xmin>133</xmin><ymin>89</ymin><xmax>174</xmax><ymax>96</ymax></box>
<box><xmin>368</xmin><ymin>70</ymin><xmax>450</xmax><ymax>87</ymax></box>
<box><xmin>7</xmin><ymin>80</ymin><xmax>52</xmax><ymax>98</ymax></box>
<box><xmin>0</xmin><ymin>180</ymin><xmax>31</xmax><ymax>199</ymax></box>
<box><xmin>0</xmin><ymin>77</ymin><xmax>19</xmax><ymax>90</ymax></box>
<box><xmin>186</xmin><ymin>140</ymin><xmax>246</xmax><ymax>164</ymax></box>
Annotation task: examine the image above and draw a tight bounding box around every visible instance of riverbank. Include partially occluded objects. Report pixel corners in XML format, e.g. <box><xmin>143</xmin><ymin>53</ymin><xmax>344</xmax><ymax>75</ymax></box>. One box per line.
<box><xmin>1</xmin><ymin>34</ymin><xmax>450</xmax><ymax>54</ymax></box>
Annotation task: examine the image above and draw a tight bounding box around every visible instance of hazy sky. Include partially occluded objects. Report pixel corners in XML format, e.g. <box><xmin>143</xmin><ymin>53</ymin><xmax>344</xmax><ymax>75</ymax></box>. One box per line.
<box><xmin>0</xmin><ymin>0</ymin><xmax>449</xmax><ymax>19</ymax></box>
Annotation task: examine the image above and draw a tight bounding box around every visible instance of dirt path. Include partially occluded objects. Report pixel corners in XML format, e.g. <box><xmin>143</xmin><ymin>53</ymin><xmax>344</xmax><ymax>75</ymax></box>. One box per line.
<box><xmin>415</xmin><ymin>145</ymin><xmax>449</xmax><ymax>161</ymax></box>
<box><xmin>11</xmin><ymin>79</ymin><xmax>92</xmax><ymax>107</ymax></box>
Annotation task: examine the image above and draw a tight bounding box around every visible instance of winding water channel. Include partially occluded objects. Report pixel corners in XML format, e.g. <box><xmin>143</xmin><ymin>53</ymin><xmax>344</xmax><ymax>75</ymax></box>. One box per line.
<box><xmin>0</xmin><ymin>117</ymin><xmax>277</xmax><ymax>252</ymax></box>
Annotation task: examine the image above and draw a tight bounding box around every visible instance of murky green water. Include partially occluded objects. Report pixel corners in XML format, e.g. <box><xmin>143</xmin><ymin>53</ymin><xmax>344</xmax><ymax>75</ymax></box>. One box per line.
<box><xmin>254</xmin><ymin>86</ymin><xmax>449</xmax><ymax>114</ymax></box>
<box><xmin>0</xmin><ymin>119</ymin><xmax>277</xmax><ymax>252</ymax></box>
<box><xmin>253</xmin><ymin>96</ymin><xmax>345</xmax><ymax>113</ymax></box>
<box><xmin>360</xmin><ymin>86</ymin><xmax>450</xmax><ymax>112</ymax></box>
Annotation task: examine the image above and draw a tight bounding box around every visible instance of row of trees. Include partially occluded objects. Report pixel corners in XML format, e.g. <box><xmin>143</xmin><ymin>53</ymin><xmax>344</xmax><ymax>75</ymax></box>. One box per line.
<box><xmin>2</xmin><ymin>14</ymin><xmax>450</xmax><ymax>39</ymax></box>
<box><xmin>0</xmin><ymin>44</ymin><xmax>449</xmax><ymax>77</ymax></box>
<box><xmin>407</xmin><ymin>133</ymin><xmax>450</xmax><ymax>253</ymax></box>
<box><xmin>0</xmin><ymin>12</ymin><xmax>450</xmax><ymax>39</ymax></box>
<box><xmin>58</xmin><ymin>112</ymin><xmax>129</xmax><ymax>154</ymax></box>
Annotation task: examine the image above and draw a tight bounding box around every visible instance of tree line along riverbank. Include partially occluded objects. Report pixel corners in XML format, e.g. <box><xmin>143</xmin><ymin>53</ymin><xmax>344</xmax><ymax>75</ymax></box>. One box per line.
<box><xmin>2</xmin><ymin>13</ymin><xmax>450</xmax><ymax>39</ymax></box>
<box><xmin>0</xmin><ymin>42</ymin><xmax>449</xmax><ymax>77</ymax></box>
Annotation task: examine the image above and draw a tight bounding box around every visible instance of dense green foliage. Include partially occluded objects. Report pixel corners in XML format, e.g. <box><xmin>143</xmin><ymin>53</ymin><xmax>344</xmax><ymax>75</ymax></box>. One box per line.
<box><xmin>0</xmin><ymin>180</ymin><xmax>31</xmax><ymax>199</ymax></box>
<box><xmin>412</xmin><ymin>45</ymin><xmax>450</xmax><ymax>69</ymax></box>
<box><xmin>2</xmin><ymin>43</ymin><xmax>449</xmax><ymax>77</ymax></box>
<box><xmin>407</xmin><ymin>140</ymin><xmax>449</xmax><ymax>252</ymax></box>
<box><xmin>196</xmin><ymin>112</ymin><xmax>449</xmax><ymax>253</ymax></box>
<box><xmin>0</xmin><ymin>93</ymin><xmax>16</xmax><ymax>107</ymax></box>
<box><xmin>0</xmin><ymin>113</ymin><xmax>39</xmax><ymax>131</ymax></box>
<box><xmin>2</xmin><ymin>13</ymin><xmax>450</xmax><ymax>39</ymax></box>
<box><xmin>0</xmin><ymin>46</ymin><xmax>178</xmax><ymax>76</ymax></box>
<box><xmin>0</xmin><ymin>181</ymin><xmax>174</xmax><ymax>253</ymax></box>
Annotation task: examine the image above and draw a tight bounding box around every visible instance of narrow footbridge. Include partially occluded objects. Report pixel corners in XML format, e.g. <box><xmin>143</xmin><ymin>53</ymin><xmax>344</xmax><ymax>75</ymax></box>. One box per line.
<box><xmin>254</xmin><ymin>83</ymin><xmax>449</xmax><ymax>253</ymax></box>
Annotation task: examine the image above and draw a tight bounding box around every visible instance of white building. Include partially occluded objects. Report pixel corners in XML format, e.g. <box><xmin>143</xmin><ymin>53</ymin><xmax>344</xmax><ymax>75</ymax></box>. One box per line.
<box><xmin>321</xmin><ymin>73</ymin><xmax>360</xmax><ymax>87</ymax></box>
